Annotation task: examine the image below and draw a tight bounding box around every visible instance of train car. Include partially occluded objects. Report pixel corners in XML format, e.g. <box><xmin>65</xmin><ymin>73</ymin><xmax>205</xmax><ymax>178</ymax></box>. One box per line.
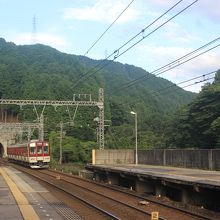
<box><xmin>7</xmin><ymin>140</ymin><xmax>50</xmax><ymax>168</ymax></box>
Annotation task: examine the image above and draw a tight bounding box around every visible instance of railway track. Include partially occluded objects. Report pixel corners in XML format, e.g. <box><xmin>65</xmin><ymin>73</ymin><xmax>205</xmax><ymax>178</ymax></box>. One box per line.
<box><xmin>6</xmin><ymin>162</ymin><xmax>217</xmax><ymax>220</ymax></box>
<box><xmin>41</xmin><ymin>169</ymin><xmax>216</xmax><ymax>220</ymax></box>
<box><xmin>2</xmin><ymin>158</ymin><xmax>218</xmax><ymax>220</ymax></box>
<box><xmin>41</xmin><ymin>171</ymin><xmax>167</xmax><ymax>220</ymax></box>
<box><xmin>45</xmin><ymin>168</ymin><xmax>218</xmax><ymax>220</ymax></box>
<box><xmin>10</xmin><ymin>165</ymin><xmax>122</xmax><ymax>220</ymax></box>
<box><xmin>11</xmin><ymin>164</ymin><xmax>164</xmax><ymax>219</ymax></box>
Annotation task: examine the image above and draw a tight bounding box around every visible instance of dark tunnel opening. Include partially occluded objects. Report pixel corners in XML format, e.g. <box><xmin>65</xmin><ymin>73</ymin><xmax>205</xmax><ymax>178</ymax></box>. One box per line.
<box><xmin>0</xmin><ymin>143</ymin><xmax>4</xmax><ymax>157</ymax></box>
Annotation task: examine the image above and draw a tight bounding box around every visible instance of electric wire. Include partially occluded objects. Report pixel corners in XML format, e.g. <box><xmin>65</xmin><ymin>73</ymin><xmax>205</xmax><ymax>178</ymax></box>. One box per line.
<box><xmin>106</xmin><ymin>75</ymin><xmax>216</xmax><ymax>148</ymax></box>
<box><xmin>84</xmin><ymin>0</ymin><xmax>135</xmax><ymax>56</ymax></box>
<box><xmin>111</xmin><ymin>0</ymin><xmax>185</xmax><ymax>58</ymax></box>
<box><xmin>152</xmin><ymin>70</ymin><xmax>216</xmax><ymax>94</ymax></box>
<box><xmin>124</xmin><ymin>76</ymin><xmax>216</xmax><ymax>112</ymax></box>
<box><xmin>73</xmin><ymin>0</ymin><xmax>183</xmax><ymax>88</ymax></box>
<box><xmin>181</xmin><ymin>76</ymin><xmax>215</xmax><ymax>89</ymax></box>
<box><xmin>72</xmin><ymin>0</ymin><xmax>193</xmax><ymax>89</ymax></box>
<box><xmin>74</xmin><ymin>0</ymin><xmax>196</xmax><ymax>88</ymax></box>
<box><xmin>112</xmin><ymin>37</ymin><xmax>220</xmax><ymax>93</ymax></box>
<box><xmin>111</xmin><ymin>70</ymin><xmax>217</xmax><ymax>108</ymax></box>
<box><xmin>112</xmin><ymin>0</ymin><xmax>198</xmax><ymax>60</ymax></box>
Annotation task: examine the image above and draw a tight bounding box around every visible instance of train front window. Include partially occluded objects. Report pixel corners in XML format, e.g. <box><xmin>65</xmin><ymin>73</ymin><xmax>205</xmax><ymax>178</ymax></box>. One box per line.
<box><xmin>30</xmin><ymin>147</ymin><xmax>36</xmax><ymax>155</ymax></box>
<box><xmin>43</xmin><ymin>146</ymin><xmax>49</xmax><ymax>154</ymax></box>
<box><xmin>37</xmin><ymin>146</ymin><xmax>43</xmax><ymax>154</ymax></box>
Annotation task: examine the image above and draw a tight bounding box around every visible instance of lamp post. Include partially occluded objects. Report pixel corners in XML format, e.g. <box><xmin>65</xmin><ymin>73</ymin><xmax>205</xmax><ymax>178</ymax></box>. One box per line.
<box><xmin>59</xmin><ymin>121</ymin><xmax>63</xmax><ymax>165</ymax></box>
<box><xmin>130</xmin><ymin>111</ymin><xmax>138</xmax><ymax>165</ymax></box>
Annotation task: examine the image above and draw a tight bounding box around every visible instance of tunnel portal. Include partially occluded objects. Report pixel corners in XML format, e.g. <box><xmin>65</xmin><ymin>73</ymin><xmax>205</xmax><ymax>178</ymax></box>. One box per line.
<box><xmin>0</xmin><ymin>143</ymin><xmax>4</xmax><ymax>157</ymax></box>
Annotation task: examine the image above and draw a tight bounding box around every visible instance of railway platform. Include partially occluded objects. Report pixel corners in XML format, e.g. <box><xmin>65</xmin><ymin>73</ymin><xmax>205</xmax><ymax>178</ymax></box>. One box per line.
<box><xmin>86</xmin><ymin>164</ymin><xmax>220</xmax><ymax>188</ymax></box>
<box><xmin>0</xmin><ymin>165</ymin><xmax>82</xmax><ymax>220</ymax></box>
<box><xmin>86</xmin><ymin>164</ymin><xmax>220</xmax><ymax>210</ymax></box>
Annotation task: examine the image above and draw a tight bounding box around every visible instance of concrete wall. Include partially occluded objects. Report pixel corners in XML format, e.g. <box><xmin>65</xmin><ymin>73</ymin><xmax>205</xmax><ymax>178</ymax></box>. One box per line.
<box><xmin>210</xmin><ymin>150</ymin><xmax>220</xmax><ymax>170</ymax></box>
<box><xmin>138</xmin><ymin>149</ymin><xmax>220</xmax><ymax>170</ymax></box>
<box><xmin>92</xmin><ymin>149</ymin><xmax>134</xmax><ymax>165</ymax></box>
<box><xmin>92</xmin><ymin>149</ymin><xmax>220</xmax><ymax>170</ymax></box>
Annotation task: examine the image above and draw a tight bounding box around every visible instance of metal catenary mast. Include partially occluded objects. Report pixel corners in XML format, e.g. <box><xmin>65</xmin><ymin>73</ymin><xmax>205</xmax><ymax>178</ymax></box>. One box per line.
<box><xmin>0</xmin><ymin>88</ymin><xmax>105</xmax><ymax>149</ymax></box>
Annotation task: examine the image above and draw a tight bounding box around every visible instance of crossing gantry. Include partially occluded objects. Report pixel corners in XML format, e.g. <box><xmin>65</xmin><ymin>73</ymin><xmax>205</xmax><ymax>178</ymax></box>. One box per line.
<box><xmin>0</xmin><ymin>88</ymin><xmax>105</xmax><ymax>149</ymax></box>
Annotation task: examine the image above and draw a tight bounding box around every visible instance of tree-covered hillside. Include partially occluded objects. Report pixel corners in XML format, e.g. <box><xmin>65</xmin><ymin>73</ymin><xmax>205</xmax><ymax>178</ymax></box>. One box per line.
<box><xmin>0</xmin><ymin>38</ymin><xmax>197</xmax><ymax>161</ymax></box>
<box><xmin>167</xmin><ymin>70</ymin><xmax>220</xmax><ymax>149</ymax></box>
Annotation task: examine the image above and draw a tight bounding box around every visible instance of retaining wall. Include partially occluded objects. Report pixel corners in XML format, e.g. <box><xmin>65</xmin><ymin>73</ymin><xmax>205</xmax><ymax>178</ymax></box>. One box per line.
<box><xmin>92</xmin><ymin>149</ymin><xmax>134</xmax><ymax>165</ymax></box>
<box><xmin>92</xmin><ymin>149</ymin><xmax>220</xmax><ymax>170</ymax></box>
<box><xmin>138</xmin><ymin>149</ymin><xmax>220</xmax><ymax>170</ymax></box>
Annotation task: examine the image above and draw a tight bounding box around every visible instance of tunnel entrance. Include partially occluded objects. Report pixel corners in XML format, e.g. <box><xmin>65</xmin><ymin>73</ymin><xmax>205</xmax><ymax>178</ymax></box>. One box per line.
<box><xmin>0</xmin><ymin>143</ymin><xmax>4</xmax><ymax>157</ymax></box>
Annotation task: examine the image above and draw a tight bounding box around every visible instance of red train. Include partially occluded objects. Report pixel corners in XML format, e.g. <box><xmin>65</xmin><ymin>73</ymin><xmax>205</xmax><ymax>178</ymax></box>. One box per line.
<box><xmin>7</xmin><ymin>140</ymin><xmax>50</xmax><ymax>168</ymax></box>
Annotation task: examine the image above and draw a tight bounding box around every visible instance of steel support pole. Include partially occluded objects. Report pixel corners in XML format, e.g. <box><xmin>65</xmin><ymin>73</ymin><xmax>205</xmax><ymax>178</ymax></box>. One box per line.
<box><xmin>59</xmin><ymin>122</ymin><xmax>63</xmax><ymax>165</ymax></box>
<box><xmin>135</xmin><ymin>113</ymin><xmax>138</xmax><ymax>165</ymax></box>
<box><xmin>98</xmin><ymin>88</ymin><xmax>104</xmax><ymax>149</ymax></box>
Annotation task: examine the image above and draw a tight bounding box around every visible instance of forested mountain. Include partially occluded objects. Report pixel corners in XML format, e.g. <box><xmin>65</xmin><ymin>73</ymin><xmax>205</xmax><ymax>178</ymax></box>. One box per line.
<box><xmin>167</xmin><ymin>71</ymin><xmax>220</xmax><ymax>149</ymax></box>
<box><xmin>0</xmin><ymin>38</ymin><xmax>197</xmax><ymax>161</ymax></box>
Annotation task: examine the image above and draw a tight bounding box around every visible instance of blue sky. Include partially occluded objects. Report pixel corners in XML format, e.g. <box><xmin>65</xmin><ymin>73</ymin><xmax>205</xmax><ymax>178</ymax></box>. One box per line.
<box><xmin>0</xmin><ymin>0</ymin><xmax>219</xmax><ymax>92</ymax></box>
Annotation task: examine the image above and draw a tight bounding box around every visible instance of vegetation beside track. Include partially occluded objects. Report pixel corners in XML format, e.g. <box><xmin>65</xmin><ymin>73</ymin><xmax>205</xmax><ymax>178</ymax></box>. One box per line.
<box><xmin>49</xmin><ymin>161</ymin><xmax>85</xmax><ymax>175</ymax></box>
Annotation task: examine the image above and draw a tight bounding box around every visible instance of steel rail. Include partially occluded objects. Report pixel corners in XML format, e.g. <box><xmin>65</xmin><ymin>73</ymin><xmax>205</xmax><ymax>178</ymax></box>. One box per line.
<box><xmin>10</xmin><ymin>164</ymin><xmax>121</xmax><ymax>220</ymax></box>
<box><xmin>46</xmin><ymin>168</ymin><xmax>214</xmax><ymax>220</ymax></box>
<box><xmin>40</xmin><ymin>169</ymin><xmax>167</xmax><ymax>220</ymax></box>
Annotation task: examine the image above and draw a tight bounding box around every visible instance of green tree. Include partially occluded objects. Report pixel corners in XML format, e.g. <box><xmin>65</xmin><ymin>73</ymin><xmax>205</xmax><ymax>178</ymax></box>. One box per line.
<box><xmin>168</xmin><ymin>71</ymin><xmax>220</xmax><ymax>148</ymax></box>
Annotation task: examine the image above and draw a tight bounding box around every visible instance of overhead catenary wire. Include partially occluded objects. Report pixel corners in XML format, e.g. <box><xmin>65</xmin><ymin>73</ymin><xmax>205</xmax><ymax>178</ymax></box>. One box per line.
<box><xmin>72</xmin><ymin>0</ymin><xmax>194</xmax><ymax>89</ymax></box>
<box><xmin>112</xmin><ymin>0</ymin><xmax>198</xmax><ymax>60</ymax></box>
<box><xmin>113</xmin><ymin>70</ymin><xmax>217</xmax><ymax>109</ymax></box>
<box><xmin>181</xmin><ymin>76</ymin><xmax>215</xmax><ymax>89</ymax></box>
<box><xmin>84</xmin><ymin>0</ymin><xmax>135</xmax><ymax>56</ymax></box>
<box><xmin>106</xmin><ymin>74</ymin><xmax>217</xmax><ymax>126</ymax></box>
<box><xmin>73</xmin><ymin>0</ymin><xmax>184</xmax><ymax>88</ymax></box>
<box><xmin>118</xmin><ymin>77</ymin><xmax>216</xmax><ymax>115</ymax></box>
<box><xmin>151</xmin><ymin>70</ymin><xmax>217</xmax><ymax>94</ymax></box>
<box><xmin>110</xmin><ymin>0</ymin><xmax>185</xmax><ymax>58</ymax></box>
<box><xmin>112</xmin><ymin>36</ymin><xmax>220</xmax><ymax>94</ymax></box>
<box><xmin>171</xmin><ymin>76</ymin><xmax>216</xmax><ymax>117</ymax></box>
<box><xmin>107</xmin><ymin>75</ymin><xmax>216</xmax><ymax>145</ymax></box>
<box><xmin>153</xmin><ymin>75</ymin><xmax>215</xmax><ymax>118</ymax></box>
<box><xmin>152</xmin><ymin>74</ymin><xmax>216</xmax><ymax>97</ymax></box>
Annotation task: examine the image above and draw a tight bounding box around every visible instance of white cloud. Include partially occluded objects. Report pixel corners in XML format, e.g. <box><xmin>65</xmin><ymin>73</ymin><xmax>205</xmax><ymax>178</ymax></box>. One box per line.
<box><xmin>11</xmin><ymin>32</ymin><xmax>68</xmax><ymax>50</ymax></box>
<box><xmin>148</xmin><ymin>0</ymin><xmax>220</xmax><ymax>23</ymax></box>
<box><xmin>148</xmin><ymin>0</ymin><xmax>172</xmax><ymax>8</ymax></box>
<box><xmin>196</xmin><ymin>0</ymin><xmax>220</xmax><ymax>23</ymax></box>
<box><xmin>138</xmin><ymin>44</ymin><xmax>191</xmax><ymax>67</ymax></box>
<box><xmin>63</xmin><ymin>0</ymin><xmax>139</xmax><ymax>24</ymax></box>
<box><xmin>162</xmin><ymin>21</ymin><xmax>200</xmax><ymax>44</ymax></box>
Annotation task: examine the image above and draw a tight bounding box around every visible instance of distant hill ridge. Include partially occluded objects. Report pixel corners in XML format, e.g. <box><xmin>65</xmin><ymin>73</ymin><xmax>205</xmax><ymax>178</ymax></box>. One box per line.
<box><xmin>0</xmin><ymin>38</ymin><xmax>195</xmax><ymax>119</ymax></box>
<box><xmin>0</xmin><ymin>37</ymin><xmax>199</xmax><ymax>149</ymax></box>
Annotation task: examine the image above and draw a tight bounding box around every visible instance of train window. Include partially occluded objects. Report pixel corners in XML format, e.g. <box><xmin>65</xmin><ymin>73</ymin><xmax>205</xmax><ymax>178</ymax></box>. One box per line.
<box><xmin>37</xmin><ymin>146</ymin><xmax>43</xmax><ymax>154</ymax></box>
<box><xmin>44</xmin><ymin>146</ymin><xmax>49</xmax><ymax>154</ymax></box>
<box><xmin>30</xmin><ymin>147</ymin><xmax>36</xmax><ymax>155</ymax></box>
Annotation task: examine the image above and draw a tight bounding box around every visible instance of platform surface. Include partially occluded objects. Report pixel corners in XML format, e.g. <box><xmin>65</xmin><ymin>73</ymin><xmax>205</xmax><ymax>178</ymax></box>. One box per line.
<box><xmin>0</xmin><ymin>173</ymin><xmax>23</xmax><ymax>220</ymax></box>
<box><xmin>87</xmin><ymin>164</ymin><xmax>220</xmax><ymax>189</ymax></box>
<box><xmin>0</xmin><ymin>165</ymin><xmax>82</xmax><ymax>220</ymax></box>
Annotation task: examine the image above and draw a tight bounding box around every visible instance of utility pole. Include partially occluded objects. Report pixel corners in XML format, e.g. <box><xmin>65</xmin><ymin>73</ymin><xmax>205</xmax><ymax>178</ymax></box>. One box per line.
<box><xmin>38</xmin><ymin>115</ymin><xmax>44</xmax><ymax>141</ymax></box>
<box><xmin>59</xmin><ymin>122</ymin><xmax>63</xmax><ymax>165</ymax></box>
<box><xmin>130</xmin><ymin>111</ymin><xmax>138</xmax><ymax>165</ymax></box>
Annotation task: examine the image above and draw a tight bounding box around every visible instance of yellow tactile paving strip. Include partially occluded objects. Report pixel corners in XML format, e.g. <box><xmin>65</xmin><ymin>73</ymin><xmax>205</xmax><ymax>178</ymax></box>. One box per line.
<box><xmin>0</xmin><ymin>167</ymin><xmax>40</xmax><ymax>220</ymax></box>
